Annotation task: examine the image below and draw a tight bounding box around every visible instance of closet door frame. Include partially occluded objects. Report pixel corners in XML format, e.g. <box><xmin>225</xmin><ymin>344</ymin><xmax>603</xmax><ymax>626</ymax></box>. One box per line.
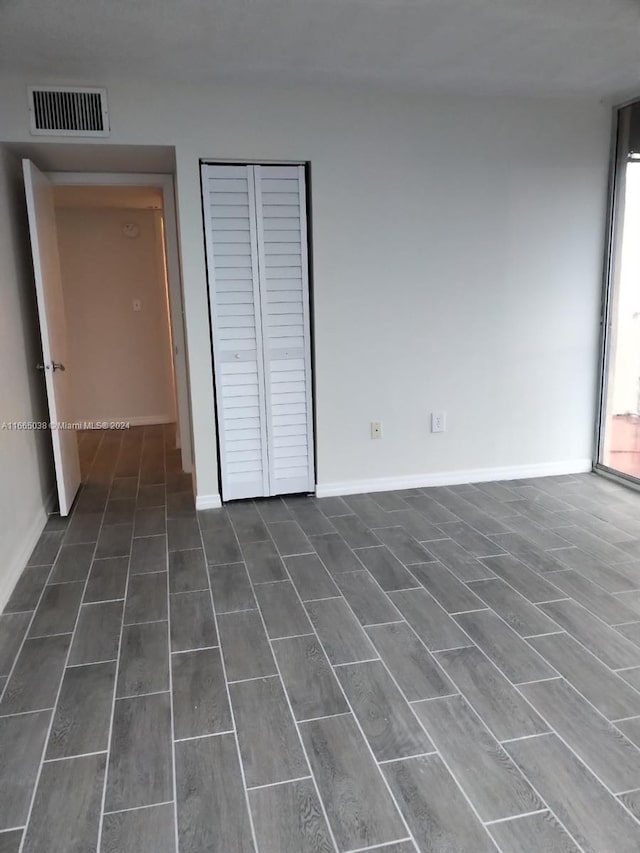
<box><xmin>201</xmin><ymin>160</ymin><xmax>316</xmax><ymax>502</ymax></box>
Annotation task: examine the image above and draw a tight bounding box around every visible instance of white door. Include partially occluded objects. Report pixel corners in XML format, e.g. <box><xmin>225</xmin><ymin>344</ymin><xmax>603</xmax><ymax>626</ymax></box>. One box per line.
<box><xmin>202</xmin><ymin>163</ymin><xmax>315</xmax><ymax>501</ymax></box>
<box><xmin>23</xmin><ymin>160</ymin><xmax>81</xmax><ymax>515</ymax></box>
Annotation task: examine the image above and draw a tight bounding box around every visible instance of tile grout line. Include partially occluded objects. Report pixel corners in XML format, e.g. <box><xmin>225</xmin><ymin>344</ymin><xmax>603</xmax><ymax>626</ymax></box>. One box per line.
<box><xmin>225</xmin><ymin>510</ymin><xmax>344</xmax><ymax>853</ymax></box>
<box><xmin>19</xmin><ymin>429</ymin><xmax>112</xmax><ymax>853</ymax></box>
<box><xmin>196</xmin><ymin>501</ymin><xmax>262</xmax><ymax>853</ymax></box>
<box><xmin>93</xmin><ymin>429</ymin><xmax>142</xmax><ymax>853</ymax></box>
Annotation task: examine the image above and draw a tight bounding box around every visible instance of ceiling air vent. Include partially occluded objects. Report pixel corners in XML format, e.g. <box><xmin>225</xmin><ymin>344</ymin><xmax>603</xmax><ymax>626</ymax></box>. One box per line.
<box><xmin>28</xmin><ymin>86</ymin><xmax>110</xmax><ymax>137</ymax></box>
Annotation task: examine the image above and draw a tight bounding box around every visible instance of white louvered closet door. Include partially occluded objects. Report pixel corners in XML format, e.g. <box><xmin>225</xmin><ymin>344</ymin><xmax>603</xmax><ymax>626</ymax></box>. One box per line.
<box><xmin>202</xmin><ymin>164</ymin><xmax>270</xmax><ymax>501</ymax></box>
<box><xmin>203</xmin><ymin>163</ymin><xmax>315</xmax><ymax>501</ymax></box>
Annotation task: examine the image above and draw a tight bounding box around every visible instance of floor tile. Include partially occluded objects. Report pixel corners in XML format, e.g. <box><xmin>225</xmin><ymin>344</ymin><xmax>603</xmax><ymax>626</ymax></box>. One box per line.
<box><xmin>334</xmin><ymin>570</ymin><xmax>401</xmax><ymax>625</ymax></box>
<box><xmin>438</xmin><ymin>521</ymin><xmax>505</xmax><ymax>558</ymax></box>
<box><xmin>176</xmin><ymin>733</ymin><xmax>255</xmax><ymax>853</ymax></box>
<box><xmin>366</xmin><ymin>621</ymin><xmax>456</xmax><ymax>701</ymax></box>
<box><xmin>22</xmin><ymin>753</ymin><xmax>106</xmax><ymax>853</ymax></box>
<box><xmin>254</xmin><ymin>581</ymin><xmax>313</xmax><ymax>638</ymax></box>
<box><xmin>480</xmin><ymin>554</ymin><xmax>563</xmax><ymax>603</ymax></box>
<box><xmin>27</xmin><ymin>529</ymin><xmax>65</xmax><ymax>566</ymax></box>
<box><xmin>290</xmin><ymin>504</ymin><xmax>335</xmax><ymax>536</ymax></box>
<box><xmin>104</xmin><ymin>498</ymin><xmax>136</xmax><ymax>526</ymax></box>
<box><xmin>46</xmin><ymin>661</ymin><xmax>116</xmax><ymax>759</ymax></box>
<box><xmin>134</xmin><ymin>506</ymin><xmax>166</xmax><ymax>538</ymax></box>
<box><xmin>370</xmin><ymin>526</ymin><xmax>433</xmax><ymax>565</ymax></box>
<box><xmin>0</xmin><ymin>612</ymin><xmax>31</xmax><ymax>676</ymax></box>
<box><xmin>168</xmin><ymin>548</ymin><xmax>208</xmax><ymax>594</ymax></box>
<box><xmin>209</xmin><ymin>561</ymin><xmax>256</xmax><ymax>613</ymax></box>
<box><xmin>413</xmin><ymin>694</ymin><xmax>542</xmax><ymax>821</ymax></box>
<box><xmin>384</xmin><ymin>754</ymin><xmax>499</xmax><ymax>853</ymax></box>
<box><xmin>273</xmin><ymin>634</ymin><xmax>349</xmax><ymax>720</ymax></box>
<box><xmin>384</xmin><ymin>508</ymin><xmax>446</xmax><ymax>541</ymax></box>
<box><xmin>242</xmin><ymin>539</ymin><xmax>287</xmax><ymax>583</ymax></box>
<box><xmin>409</xmin><ymin>561</ymin><xmax>484</xmax><ymax>614</ymax></box>
<box><xmin>435</xmin><ymin>645</ymin><xmax>549</xmax><ymax>741</ymax></box>
<box><xmin>506</xmin><ymin>733</ymin><xmax>640</xmax><ymax>853</ymax></box>
<box><xmin>254</xmin><ymin>496</ymin><xmax>293</xmax><ymax>522</ymax></box>
<box><xmin>528</xmin><ymin>633</ymin><xmax>640</xmax><ymax>720</ymax></box>
<box><xmin>539</xmin><ymin>598</ymin><xmax>640</xmax><ymax>668</ymax></box>
<box><xmin>84</xmin><ymin>556</ymin><xmax>128</xmax><ymax>603</ymax></box>
<box><xmin>218</xmin><ymin>610</ymin><xmax>276</xmax><ymax>680</ymax></box>
<box><xmin>545</xmin><ymin>569</ymin><xmax>640</xmax><ymax>625</ymax></box>
<box><xmin>330</xmin><ymin>514</ymin><xmax>381</xmax><ymax>549</ymax></box>
<box><xmin>105</xmin><ymin>692</ymin><xmax>172</xmax><ymax>812</ymax></box>
<box><xmin>305</xmin><ymin>598</ymin><xmax>377</xmax><ymax>664</ymax></box>
<box><xmin>491</xmin><ymin>531</ymin><xmax>572</xmax><ymax>574</ymax></box>
<box><xmin>310</xmin><ymin>532</ymin><xmax>366</xmax><ymax>575</ymax></box>
<box><xmin>230</xmin><ymin>675</ymin><xmax>307</xmax><ymax>787</ymax></box>
<box><xmin>285</xmin><ymin>553</ymin><xmax>341</xmax><ymax>601</ymax></box>
<box><xmin>172</xmin><ymin>647</ymin><xmax>231</xmax><ymax>740</ymax></box>
<box><xmin>0</xmin><ymin>710</ymin><xmax>51</xmax><ymax>830</ymax></box>
<box><xmin>454</xmin><ymin>609</ymin><xmax>556</xmax><ymax>683</ymax></box>
<box><xmin>65</xmin><ymin>512</ymin><xmax>103</xmax><ymax>546</ymax></box>
<box><xmin>300</xmin><ymin>714</ymin><xmax>407</xmax><ymax>851</ymax></box>
<box><xmin>200</xmin><ymin>525</ymin><xmax>243</xmax><ymax>568</ymax></box>
<box><xmin>28</xmin><ymin>581</ymin><xmax>83</xmax><ymax>638</ymax></box>
<box><xmin>227</xmin><ymin>503</ymin><xmax>269</xmax><ymax>543</ymax></box>
<box><xmin>487</xmin><ymin>812</ymin><xmax>580</xmax><ymax>853</ymax></box>
<box><xmin>336</xmin><ymin>660</ymin><xmax>434</xmax><ymax>760</ymax></box>
<box><xmin>168</xmin><ymin>516</ymin><xmax>203</xmax><ymax>552</ymax></box>
<box><xmin>550</xmin><ymin>546</ymin><xmax>639</xmax><ymax>593</ymax></box>
<box><xmin>520</xmin><ymin>677</ymin><xmax>640</xmax><ymax>792</ymax></box>
<box><xmin>69</xmin><ymin>600</ymin><xmax>123</xmax><ymax>666</ymax></box>
<box><xmin>0</xmin><ymin>830</ymin><xmax>22</xmax><ymax>853</ymax></box>
<box><xmin>169</xmin><ymin>590</ymin><xmax>217</xmax><ymax>652</ymax></box>
<box><xmin>129</xmin><ymin>535</ymin><xmax>167</xmax><ymax>574</ymax></box>
<box><xmin>49</xmin><ymin>542</ymin><xmax>95</xmax><ymax>583</ymax></box>
<box><xmin>0</xmin><ymin>634</ymin><xmax>70</xmax><ymax>714</ymax></box>
<box><xmin>468</xmin><ymin>578</ymin><xmax>559</xmax><ymax>637</ymax></box>
<box><xmin>3</xmin><ymin>565</ymin><xmax>50</xmax><ymax>613</ymax></box>
<box><xmin>124</xmin><ymin>572</ymin><xmax>168</xmax><ymax>624</ymax></box>
<box><xmin>116</xmin><ymin>621</ymin><xmax>169</xmax><ymax>697</ymax></box>
<box><xmin>353</xmin><ymin>546</ymin><xmax>418</xmax><ymax>591</ymax></box>
<box><xmin>423</xmin><ymin>538</ymin><xmax>494</xmax><ymax>582</ymax></box>
<box><xmin>250</xmin><ymin>778</ymin><xmax>334</xmax><ymax>853</ymax></box>
<box><xmin>101</xmin><ymin>802</ymin><xmax>176</xmax><ymax>853</ymax></box>
<box><xmin>388</xmin><ymin>588</ymin><xmax>471</xmax><ymax>652</ymax></box>
<box><xmin>268</xmin><ymin>520</ymin><xmax>313</xmax><ymax>556</ymax></box>
<box><xmin>95</xmin><ymin>523</ymin><xmax>133</xmax><ymax>559</ymax></box>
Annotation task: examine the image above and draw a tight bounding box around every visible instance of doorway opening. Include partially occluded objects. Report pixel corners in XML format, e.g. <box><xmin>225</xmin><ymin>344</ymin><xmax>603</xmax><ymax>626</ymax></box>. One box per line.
<box><xmin>24</xmin><ymin>164</ymin><xmax>192</xmax><ymax>514</ymax></box>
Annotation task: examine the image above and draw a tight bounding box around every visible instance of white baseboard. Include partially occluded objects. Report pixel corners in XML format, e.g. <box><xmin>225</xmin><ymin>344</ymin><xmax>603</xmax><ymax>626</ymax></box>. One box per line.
<box><xmin>196</xmin><ymin>493</ymin><xmax>222</xmax><ymax>510</ymax></box>
<box><xmin>0</xmin><ymin>490</ymin><xmax>56</xmax><ymax>612</ymax></box>
<box><xmin>315</xmin><ymin>459</ymin><xmax>593</xmax><ymax>498</ymax></box>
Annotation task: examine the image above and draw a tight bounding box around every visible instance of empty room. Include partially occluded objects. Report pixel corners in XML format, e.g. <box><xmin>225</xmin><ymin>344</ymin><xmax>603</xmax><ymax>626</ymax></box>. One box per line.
<box><xmin>1</xmin><ymin>1</ymin><xmax>640</xmax><ymax>852</ymax></box>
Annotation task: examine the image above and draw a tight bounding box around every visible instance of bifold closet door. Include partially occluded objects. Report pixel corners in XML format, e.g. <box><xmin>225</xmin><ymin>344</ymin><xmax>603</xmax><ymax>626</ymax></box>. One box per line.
<box><xmin>202</xmin><ymin>163</ymin><xmax>315</xmax><ymax>501</ymax></box>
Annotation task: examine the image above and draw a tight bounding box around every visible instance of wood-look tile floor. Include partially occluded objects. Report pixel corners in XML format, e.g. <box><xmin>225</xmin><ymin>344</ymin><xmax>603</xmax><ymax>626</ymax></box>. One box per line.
<box><xmin>2</xmin><ymin>426</ymin><xmax>640</xmax><ymax>851</ymax></box>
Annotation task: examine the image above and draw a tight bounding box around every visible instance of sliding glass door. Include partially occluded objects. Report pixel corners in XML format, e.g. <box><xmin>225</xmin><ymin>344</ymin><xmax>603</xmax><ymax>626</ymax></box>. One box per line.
<box><xmin>598</xmin><ymin>102</ymin><xmax>640</xmax><ymax>481</ymax></box>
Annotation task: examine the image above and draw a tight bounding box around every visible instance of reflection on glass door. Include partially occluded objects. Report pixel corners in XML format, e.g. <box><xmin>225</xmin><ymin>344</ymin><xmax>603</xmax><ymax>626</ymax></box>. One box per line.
<box><xmin>599</xmin><ymin>102</ymin><xmax>640</xmax><ymax>480</ymax></box>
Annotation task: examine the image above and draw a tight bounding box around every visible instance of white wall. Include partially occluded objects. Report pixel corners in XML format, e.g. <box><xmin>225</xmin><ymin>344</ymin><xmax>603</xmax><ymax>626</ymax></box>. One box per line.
<box><xmin>0</xmin><ymin>146</ymin><xmax>55</xmax><ymax>608</ymax></box>
<box><xmin>0</xmin><ymin>78</ymin><xmax>611</xmax><ymax>502</ymax></box>
<box><xmin>56</xmin><ymin>206</ymin><xmax>176</xmax><ymax>425</ymax></box>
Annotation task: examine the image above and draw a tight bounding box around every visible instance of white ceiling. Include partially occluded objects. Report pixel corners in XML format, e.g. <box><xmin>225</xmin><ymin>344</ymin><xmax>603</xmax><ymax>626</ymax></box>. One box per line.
<box><xmin>1</xmin><ymin>0</ymin><xmax>639</xmax><ymax>98</ymax></box>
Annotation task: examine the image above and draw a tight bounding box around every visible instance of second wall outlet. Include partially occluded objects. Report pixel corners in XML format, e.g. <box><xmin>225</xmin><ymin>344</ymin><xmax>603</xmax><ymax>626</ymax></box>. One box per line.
<box><xmin>431</xmin><ymin>411</ymin><xmax>446</xmax><ymax>433</ymax></box>
<box><xmin>371</xmin><ymin>421</ymin><xmax>383</xmax><ymax>439</ymax></box>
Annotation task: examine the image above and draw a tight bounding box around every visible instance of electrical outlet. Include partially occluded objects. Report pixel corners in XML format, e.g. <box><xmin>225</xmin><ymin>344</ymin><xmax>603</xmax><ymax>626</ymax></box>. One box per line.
<box><xmin>371</xmin><ymin>421</ymin><xmax>382</xmax><ymax>439</ymax></box>
<box><xmin>431</xmin><ymin>411</ymin><xmax>446</xmax><ymax>433</ymax></box>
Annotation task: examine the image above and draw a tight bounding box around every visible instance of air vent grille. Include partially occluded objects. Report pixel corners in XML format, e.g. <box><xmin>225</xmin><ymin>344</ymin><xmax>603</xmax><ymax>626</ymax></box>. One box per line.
<box><xmin>28</xmin><ymin>86</ymin><xmax>110</xmax><ymax>137</ymax></box>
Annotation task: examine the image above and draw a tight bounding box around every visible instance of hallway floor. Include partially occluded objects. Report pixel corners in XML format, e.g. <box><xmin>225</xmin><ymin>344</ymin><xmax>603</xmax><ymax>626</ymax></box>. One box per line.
<box><xmin>2</xmin><ymin>426</ymin><xmax>640</xmax><ymax>851</ymax></box>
